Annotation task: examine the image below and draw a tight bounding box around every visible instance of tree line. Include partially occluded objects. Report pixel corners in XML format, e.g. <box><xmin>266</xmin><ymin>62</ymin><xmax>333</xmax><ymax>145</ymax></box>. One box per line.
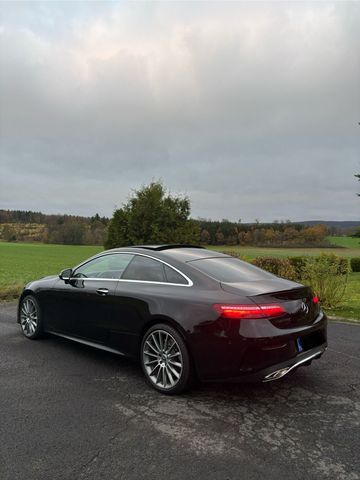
<box><xmin>198</xmin><ymin>220</ymin><xmax>329</xmax><ymax>246</ymax></box>
<box><xmin>0</xmin><ymin>179</ymin><xmax>348</xmax><ymax>247</ymax></box>
<box><xmin>104</xmin><ymin>182</ymin><xmax>330</xmax><ymax>248</ymax></box>
<box><xmin>0</xmin><ymin>210</ymin><xmax>108</xmax><ymax>245</ymax></box>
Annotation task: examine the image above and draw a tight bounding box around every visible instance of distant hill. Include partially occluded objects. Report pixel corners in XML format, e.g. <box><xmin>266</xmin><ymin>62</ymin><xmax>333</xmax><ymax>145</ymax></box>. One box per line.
<box><xmin>0</xmin><ymin>209</ymin><xmax>107</xmax><ymax>225</ymax></box>
<box><xmin>1</xmin><ymin>209</ymin><xmax>358</xmax><ymax>230</ymax></box>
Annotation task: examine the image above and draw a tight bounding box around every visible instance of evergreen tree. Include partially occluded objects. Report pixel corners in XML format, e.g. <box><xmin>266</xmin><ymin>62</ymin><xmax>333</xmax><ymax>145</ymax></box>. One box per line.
<box><xmin>105</xmin><ymin>181</ymin><xmax>200</xmax><ymax>248</ymax></box>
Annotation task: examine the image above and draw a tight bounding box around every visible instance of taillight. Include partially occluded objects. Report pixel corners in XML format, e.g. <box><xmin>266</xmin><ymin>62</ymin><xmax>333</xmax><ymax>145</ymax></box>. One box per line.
<box><xmin>213</xmin><ymin>303</ymin><xmax>285</xmax><ymax>319</ymax></box>
<box><xmin>313</xmin><ymin>296</ymin><xmax>319</xmax><ymax>304</ymax></box>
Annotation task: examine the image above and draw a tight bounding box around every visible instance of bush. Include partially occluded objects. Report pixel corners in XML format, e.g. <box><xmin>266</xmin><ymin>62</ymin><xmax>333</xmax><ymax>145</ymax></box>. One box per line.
<box><xmin>302</xmin><ymin>254</ymin><xmax>349</xmax><ymax>308</ymax></box>
<box><xmin>288</xmin><ymin>256</ymin><xmax>308</xmax><ymax>278</ymax></box>
<box><xmin>288</xmin><ymin>254</ymin><xmax>348</xmax><ymax>278</ymax></box>
<box><xmin>350</xmin><ymin>257</ymin><xmax>360</xmax><ymax>272</ymax></box>
<box><xmin>251</xmin><ymin>257</ymin><xmax>296</xmax><ymax>281</ymax></box>
<box><xmin>251</xmin><ymin>253</ymin><xmax>350</xmax><ymax>309</ymax></box>
<box><xmin>337</xmin><ymin>257</ymin><xmax>350</xmax><ymax>275</ymax></box>
<box><xmin>351</xmin><ymin>227</ymin><xmax>360</xmax><ymax>238</ymax></box>
<box><xmin>226</xmin><ymin>250</ymin><xmax>250</xmax><ymax>261</ymax></box>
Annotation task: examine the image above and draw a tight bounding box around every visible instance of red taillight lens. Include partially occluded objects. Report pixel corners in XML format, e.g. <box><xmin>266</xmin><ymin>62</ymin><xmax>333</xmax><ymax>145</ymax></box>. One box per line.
<box><xmin>213</xmin><ymin>303</ymin><xmax>285</xmax><ymax>319</ymax></box>
<box><xmin>313</xmin><ymin>296</ymin><xmax>319</xmax><ymax>304</ymax></box>
<box><xmin>257</xmin><ymin>304</ymin><xmax>286</xmax><ymax>317</ymax></box>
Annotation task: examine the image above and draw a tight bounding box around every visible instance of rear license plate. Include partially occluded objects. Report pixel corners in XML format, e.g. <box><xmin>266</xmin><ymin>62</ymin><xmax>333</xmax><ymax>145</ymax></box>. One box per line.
<box><xmin>296</xmin><ymin>337</ymin><xmax>304</xmax><ymax>353</ymax></box>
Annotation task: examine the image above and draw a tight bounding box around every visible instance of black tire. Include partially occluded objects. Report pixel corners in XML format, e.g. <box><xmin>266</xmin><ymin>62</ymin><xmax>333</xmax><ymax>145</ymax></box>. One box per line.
<box><xmin>141</xmin><ymin>323</ymin><xmax>192</xmax><ymax>395</ymax></box>
<box><xmin>19</xmin><ymin>295</ymin><xmax>43</xmax><ymax>340</ymax></box>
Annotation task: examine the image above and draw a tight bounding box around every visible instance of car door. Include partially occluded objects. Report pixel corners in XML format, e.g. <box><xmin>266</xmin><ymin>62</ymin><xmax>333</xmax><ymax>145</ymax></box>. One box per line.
<box><xmin>47</xmin><ymin>253</ymin><xmax>134</xmax><ymax>343</ymax></box>
<box><xmin>107</xmin><ymin>254</ymin><xmax>190</xmax><ymax>356</ymax></box>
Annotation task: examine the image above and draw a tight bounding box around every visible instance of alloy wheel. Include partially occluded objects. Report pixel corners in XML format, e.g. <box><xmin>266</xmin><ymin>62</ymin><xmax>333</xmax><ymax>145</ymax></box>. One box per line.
<box><xmin>142</xmin><ymin>329</ymin><xmax>183</xmax><ymax>390</ymax></box>
<box><xmin>20</xmin><ymin>297</ymin><xmax>38</xmax><ymax>337</ymax></box>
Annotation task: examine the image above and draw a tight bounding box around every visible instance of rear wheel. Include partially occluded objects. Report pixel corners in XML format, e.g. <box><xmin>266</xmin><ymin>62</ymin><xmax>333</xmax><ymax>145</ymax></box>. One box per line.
<box><xmin>141</xmin><ymin>323</ymin><xmax>191</xmax><ymax>394</ymax></box>
<box><xmin>19</xmin><ymin>295</ymin><xmax>43</xmax><ymax>339</ymax></box>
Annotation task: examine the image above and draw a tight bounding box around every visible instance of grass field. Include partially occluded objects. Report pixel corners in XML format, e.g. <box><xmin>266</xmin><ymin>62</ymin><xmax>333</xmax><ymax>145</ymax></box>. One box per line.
<box><xmin>0</xmin><ymin>242</ymin><xmax>102</xmax><ymax>300</ymax></box>
<box><xmin>208</xmin><ymin>240</ymin><xmax>360</xmax><ymax>260</ymax></box>
<box><xmin>1</xmin><ymin>240</ymin><xmax>359</xmax><ymax>320</ymax></box>
<box><xmin>325</xmin><ymin>272</ymin><xmax>360</xmax><ymax>320</ymax></box>
<box><xmin>327</xmin><ymin>235</ymin><xmax>360</xmax><ymax>249</ymax></box>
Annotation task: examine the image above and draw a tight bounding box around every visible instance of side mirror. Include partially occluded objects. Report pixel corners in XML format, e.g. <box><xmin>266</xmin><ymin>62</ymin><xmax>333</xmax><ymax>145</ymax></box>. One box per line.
<box><xmin>59</xmin><ymin>268</ymin><xmax>73</xmax><ymax>283</ymax></box>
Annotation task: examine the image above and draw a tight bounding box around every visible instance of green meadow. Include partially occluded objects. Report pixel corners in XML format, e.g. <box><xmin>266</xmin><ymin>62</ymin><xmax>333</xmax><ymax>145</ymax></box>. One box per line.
<box><xmin>327</xmin><ymin>235</ymin><xmax>360</xmax><ymax>249</ymax></box>
<box><xmin>1</xmin><ymin>239</ymin><xmax>359</xmax><ymax>320</ymax></box>
<box><xmin>207</xmin><ymin>236</ymin><xmax>360</xmax><ymax>259</ymax></box>
<box><xmin>0</xmin><ymin>242</ymin><xmax>102</xmax><ymax>300</ymax></box>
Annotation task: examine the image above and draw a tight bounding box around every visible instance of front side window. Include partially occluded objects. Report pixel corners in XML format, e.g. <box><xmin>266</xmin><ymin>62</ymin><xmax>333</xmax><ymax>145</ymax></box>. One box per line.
<box><xmin>73</xmin><ymin>254</ymin><xmax>134</xmax><ymax>279</ymax></box>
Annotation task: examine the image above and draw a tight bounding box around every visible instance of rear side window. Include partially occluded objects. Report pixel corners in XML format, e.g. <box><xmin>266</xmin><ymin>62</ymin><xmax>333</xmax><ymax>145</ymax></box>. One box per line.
<box><xmin>122</xmin><ymin>255</ymin><xmax>166</xmax><ymax>282</ymax></box>
<box><xmin>164</xmin><ymin>264</ymin><xmax>188</xmax><ymax>285</ymax></box>
<box><xmin>188</xmin><ymin>257</ymin><xmax>275</xmax><ymax>282</ymax></box>
<box><xmin>121</xmin><ymin>255</ymin><xmax>189</xmax><ymax>284</ymax></box>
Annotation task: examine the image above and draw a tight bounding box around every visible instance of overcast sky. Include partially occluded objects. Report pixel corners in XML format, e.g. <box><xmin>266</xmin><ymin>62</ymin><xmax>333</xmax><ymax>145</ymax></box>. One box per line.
<box><xmin>0</xmin><ymin>1</ymin><xmax>359</xmax><ymax>222</ymax></box>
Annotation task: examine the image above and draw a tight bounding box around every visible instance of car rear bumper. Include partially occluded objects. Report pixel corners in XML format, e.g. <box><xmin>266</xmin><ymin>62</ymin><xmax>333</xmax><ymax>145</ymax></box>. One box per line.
<box><xmin>262</xmin><ymin>345</ymin><xmax>326</xmax><ymax>381</ymax></box>
<box><xmin>219</xmin><ymin>342</ymin><xmax>327</xmax><ymax>383</ymax></box>
<box><xmin>192</xmin><ymin>311</ymin><xmax>328</xmax><ymax>382</ymax></box>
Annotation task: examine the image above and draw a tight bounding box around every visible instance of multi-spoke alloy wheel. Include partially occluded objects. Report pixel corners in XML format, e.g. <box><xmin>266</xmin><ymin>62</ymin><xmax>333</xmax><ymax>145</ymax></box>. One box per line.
<box><xmin>20</xmin><ymin>296</ymin><xmax>42</xmax><ymax>339</ymax></box>
<box><xmin>141</xmin><ymin>324</ymin><xmax>191</xmax><ymax>394</ymax></box>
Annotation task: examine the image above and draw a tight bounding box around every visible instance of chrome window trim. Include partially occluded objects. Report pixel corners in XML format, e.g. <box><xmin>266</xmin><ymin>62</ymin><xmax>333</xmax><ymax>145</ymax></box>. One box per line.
<box><xmin>68</xmin><ymin>278</ymin><xmax>118</xmax><ymax>282</ymax></box>
<box><xmin>71</xmin><ymin>251</ymin><xmax>193</xmax><ymax>287</ymax></box>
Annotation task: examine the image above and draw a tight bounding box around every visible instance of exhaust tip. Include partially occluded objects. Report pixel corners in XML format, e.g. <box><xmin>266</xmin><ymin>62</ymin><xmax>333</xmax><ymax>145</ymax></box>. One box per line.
<box><xmin>262</xmin><ymin>349</ymin><xmax>326</xmax><ymax>383</ymax></box>
<box><xmin>263</xmin><ymin>367</ymin><xmax>291</xmax><ymax>382</ymax></box>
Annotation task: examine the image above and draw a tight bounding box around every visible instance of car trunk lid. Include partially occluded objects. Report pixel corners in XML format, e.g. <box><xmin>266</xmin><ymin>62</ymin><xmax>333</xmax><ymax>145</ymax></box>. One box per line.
<box><xmin>221</xmin><ymin>280</ymin><xmax>319</xmax><ymax>327</ymax></box>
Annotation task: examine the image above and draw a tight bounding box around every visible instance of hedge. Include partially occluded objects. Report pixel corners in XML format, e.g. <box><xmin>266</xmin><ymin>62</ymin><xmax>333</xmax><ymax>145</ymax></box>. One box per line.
<box><xmin>244</xmin><ymin>253</ymin><xmax>350</xmax><ymax>308</ymax></box>
<box><xmin>350</xmin><ymin>257</ymin><xmax>360</xmax><ymax>272</ymax></box>
<box><xmin>251</xmin><ymin>257</ymin><xmax>296</xmax><ymax>281</ymax></box>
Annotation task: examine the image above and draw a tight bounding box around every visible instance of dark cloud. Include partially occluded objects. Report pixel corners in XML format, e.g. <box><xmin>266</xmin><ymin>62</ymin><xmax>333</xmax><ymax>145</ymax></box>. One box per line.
<box><xmin>0</xmin><ymin>1</ymin><xmax>359</xmax><ymax>220</ymax></box>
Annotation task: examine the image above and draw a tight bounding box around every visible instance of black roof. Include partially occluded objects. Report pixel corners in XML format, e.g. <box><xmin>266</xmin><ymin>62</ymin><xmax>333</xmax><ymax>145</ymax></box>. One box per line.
<box><xmin>104</xmin><ymin>244</ymin><xmax>227</xmax><ymax>263</ymax></box>
<box><xmin>132</xmin><ymin>244</ymin><xmax>205</xmax><ymax>251</ymax></box>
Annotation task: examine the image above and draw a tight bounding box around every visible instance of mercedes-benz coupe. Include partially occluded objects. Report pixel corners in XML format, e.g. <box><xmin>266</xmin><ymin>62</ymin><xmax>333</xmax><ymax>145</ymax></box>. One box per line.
<box><xmin>18</xmin><ymin>245</ymin><xmax>327</xmax><ymax>394</ymax></box>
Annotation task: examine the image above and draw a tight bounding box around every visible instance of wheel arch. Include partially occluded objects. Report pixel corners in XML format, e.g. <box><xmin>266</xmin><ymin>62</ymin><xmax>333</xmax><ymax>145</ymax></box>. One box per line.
<box><xmin>139</xmin><ymin>315</ymin><xmax>188</xmax><ymax>343</ymax></box>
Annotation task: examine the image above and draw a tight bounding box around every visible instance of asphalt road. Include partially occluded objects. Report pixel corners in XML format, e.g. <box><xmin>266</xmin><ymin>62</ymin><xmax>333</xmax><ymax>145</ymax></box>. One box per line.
<box><xmin>0</xmin><ymin>302</ymin><xmax>359</xmax><ymax>480</ymax></box>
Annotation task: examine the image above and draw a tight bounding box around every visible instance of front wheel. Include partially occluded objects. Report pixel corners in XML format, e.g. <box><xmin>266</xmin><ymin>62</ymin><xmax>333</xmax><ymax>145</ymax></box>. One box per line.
<box><xmin>141</xmin><ymin>324</ymin><xmax>191</xmax><ymax>394</ymax></box>
<box><xmin>19</xmin><ymin>295</ymin><xmax>43</xmax><ymax>339</ymax></box>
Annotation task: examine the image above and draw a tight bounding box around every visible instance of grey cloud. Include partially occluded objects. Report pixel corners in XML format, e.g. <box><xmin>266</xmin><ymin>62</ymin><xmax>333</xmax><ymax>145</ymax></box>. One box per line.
<box><xmin>0</xmin><ymin>2</ymin><xmax>359</xmax><ymax>221</ymax></box>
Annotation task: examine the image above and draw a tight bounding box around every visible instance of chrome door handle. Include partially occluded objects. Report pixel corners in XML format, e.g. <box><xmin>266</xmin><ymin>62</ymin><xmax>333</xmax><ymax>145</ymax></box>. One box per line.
<box><xmin>96</xmin><ymin>288</ymin><xmax>109</xmax><ymax>296</ymax></box>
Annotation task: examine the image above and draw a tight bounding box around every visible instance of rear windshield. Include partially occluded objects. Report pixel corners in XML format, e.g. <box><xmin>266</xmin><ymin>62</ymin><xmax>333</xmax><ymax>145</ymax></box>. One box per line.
<box><xmin>188</xmin><ymin>257</ymin><xmax>275</xmax><ymax>283</ymax></box>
